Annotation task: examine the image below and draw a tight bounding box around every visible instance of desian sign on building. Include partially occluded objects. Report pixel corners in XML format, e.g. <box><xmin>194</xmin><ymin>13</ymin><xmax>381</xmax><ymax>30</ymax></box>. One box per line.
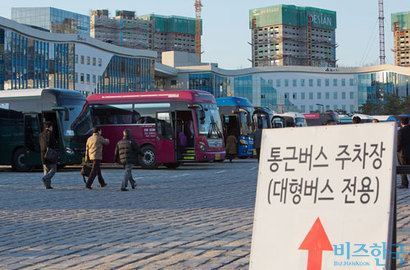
<box><xmin>250</xmin><ymin>122</ymin><xmax>397</xmax><ymax>269</ymax></box>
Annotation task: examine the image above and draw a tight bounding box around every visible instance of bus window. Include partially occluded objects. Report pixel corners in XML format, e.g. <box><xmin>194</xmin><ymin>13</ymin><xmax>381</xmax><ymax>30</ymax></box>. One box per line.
<box><xmin>156</xmin><ymin>112</ymin><xmax>173</xmax><ymax>140</ymax></box>
<box><xmin>91</xmin><ymin>104</ymin><xmax>135</xmax><ymax>125</ymax></box>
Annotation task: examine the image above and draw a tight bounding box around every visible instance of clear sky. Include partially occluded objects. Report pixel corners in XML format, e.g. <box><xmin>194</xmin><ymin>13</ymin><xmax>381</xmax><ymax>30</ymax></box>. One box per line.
<box><xmin>1</xmin><ymin>0</ymin><xmax>409</xmax><ymax>69</ymax></box>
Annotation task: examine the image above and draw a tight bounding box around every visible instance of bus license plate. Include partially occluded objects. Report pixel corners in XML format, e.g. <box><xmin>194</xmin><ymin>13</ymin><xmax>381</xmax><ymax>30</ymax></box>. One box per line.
<box><xmin>215</xmin><ymin>154</ymin><xmax>220</xmax><ymax>160</ymax></box>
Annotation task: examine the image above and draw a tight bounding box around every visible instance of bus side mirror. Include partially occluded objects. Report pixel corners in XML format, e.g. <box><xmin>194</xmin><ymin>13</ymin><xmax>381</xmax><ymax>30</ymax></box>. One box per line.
<box><xmin>200</xmin><ymin>110</ymin><xmax>205</xmax><ymax>124</ymax></box>
<box><xmin>52</xmin><ymin>106</ymin><xmax>69</xmax><ymax>121</ymax></box>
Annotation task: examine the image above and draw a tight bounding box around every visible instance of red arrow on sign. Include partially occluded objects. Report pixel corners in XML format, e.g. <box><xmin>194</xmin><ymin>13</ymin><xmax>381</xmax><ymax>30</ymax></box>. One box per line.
<box><xmin>299</xmin><ymin>217</ymin><xmax>333</xmax><ymax>270</ymax></box>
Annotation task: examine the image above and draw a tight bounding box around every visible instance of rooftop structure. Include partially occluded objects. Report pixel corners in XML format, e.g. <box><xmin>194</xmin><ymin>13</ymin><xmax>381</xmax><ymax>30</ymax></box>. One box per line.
<box><xmin>11</xmin><ymin>7</ymin><xmax>90</xmax><ymax>36</ymax></box>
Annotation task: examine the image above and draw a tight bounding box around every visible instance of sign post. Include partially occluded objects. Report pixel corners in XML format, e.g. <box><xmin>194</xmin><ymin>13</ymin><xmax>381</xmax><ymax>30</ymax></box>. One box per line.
<box><xmin>250</xmin><ymin>123</ymin><xmax>397</xmax><ymax>269</ymax></box>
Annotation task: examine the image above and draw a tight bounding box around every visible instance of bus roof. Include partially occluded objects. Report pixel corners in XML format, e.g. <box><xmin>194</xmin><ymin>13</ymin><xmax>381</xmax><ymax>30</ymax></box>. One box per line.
<box><xmin>0</xmin><ymin>88</ymin><xmax>83</xmax><ymax>100</ymax></box>
<box><xmin>277</xmin><ymin>112</ymin><xmax>306</xmax><ymax>118</ymax></box>
<box><xmin>216</xmin><ymin>97</ymin><xmax>253</xmax><ymax>107</ymax></box>
<box><xmin>87</xmin><ymin>90</ymin><xmax>216</xmax><ymax>104</ymax></box>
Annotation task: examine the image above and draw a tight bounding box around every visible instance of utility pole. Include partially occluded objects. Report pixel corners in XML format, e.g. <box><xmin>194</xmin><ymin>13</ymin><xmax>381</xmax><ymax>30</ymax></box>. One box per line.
<box><xmin>195</xmin><ymin>0</ymin><xmax>202</xmax><ymax>62</ymax></box>
<box><xmin>378</xmin><ymin>0</ymin><xmax>386</xmax><ymax>65</ymax></box>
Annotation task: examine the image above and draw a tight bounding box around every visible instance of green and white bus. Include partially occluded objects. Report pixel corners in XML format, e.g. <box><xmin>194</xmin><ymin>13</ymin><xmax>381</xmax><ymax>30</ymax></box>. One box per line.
<box><xmin>0</xmin><ymin>88</ymin><xmax>91</xmax><ymax>171</ymax></box>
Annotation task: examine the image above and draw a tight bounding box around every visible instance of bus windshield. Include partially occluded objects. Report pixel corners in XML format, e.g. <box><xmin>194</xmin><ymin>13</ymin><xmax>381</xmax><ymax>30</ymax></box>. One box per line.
<box><xmin>196</xmin><ymin>103</ymin><xmax>223</xmax><ymax>139</ymax></box>
<box><xmin>60</xmin><ymin>100</ymin><xmax>93</xmax><ymax>142</ymax></box>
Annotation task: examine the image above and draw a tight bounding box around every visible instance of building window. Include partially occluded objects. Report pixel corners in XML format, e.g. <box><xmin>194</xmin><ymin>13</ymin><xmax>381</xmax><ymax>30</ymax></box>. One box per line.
<box><xmin>98</xmin><ymin>58</ymin><xmax>102</xmax><ymax>67</ymax></box>
<box><xmin>75</xmin><ymin>55</ymin><xmax>78</xmax><ymax>64</ymax></box>
<box><xmin>86</xmin><ymin>74</ymin><xmax>90</xmax><ymax>84</ymax></box>
<box><xmin>334</xmin><ymin>92</ymin><xmax>338</xmax><ymax>99</ymax></box>
<box><xmin>293</xmin><ymin>79</ymin><xmax>297</xmax><ymax>87</ymax></box>
<box><xmin>325</xmin><ymin>92</ymin><xmax>330</xmax><ymax>99</ymax></box>
<box><xmin>301</xmin><ymin>79</ymin><xmax>305</xmax><ymax>87</ymax></box>
<box><xmin>309</xmin><ymin>92</ymin><xmax>313</xmax><ymax>100</ymax></box>
<box><xmin>80</xmin><ymin>73</ymin><xmax>84</xmax><ymax>83</ymax></box>
<box><xmin>75</xmin><ymin>72</ymin><xmax>78</xmax><ymax>83</ymax></box>
<box><xmin>333</xmin><ymin>78</ymin><xmax>338</xmax><ymax>86</ymax></box>
<box><xmin>325</xmin><ymin>78</ymin><xmax>329</xmax><ymax>86</ymax></box>
<box><xmin>317</xmin><ymin>79</ymin><xmax>321</xmax><ymax>87</ymax></box>
<box><xmin>285</xmin><ymin>79</ymin><xmax>289</xmax><ymax>87</ymax></box>
<box><xmin>342</xmin><ymin>105</ymin><xmax>346</xmax><ymax>111</ymax></box>
<box><xmin>342</xmin><ymin>78</ymin><xmax>346</xmax><ymax>86</ymax></box>
<box><xmin>342</xmin><ymin>92</ymin><xmax>346</xmax><ymax>99</ymax></box>
<box><xmin>301</xmin><ymin>105</ymin><xmax>305</xmax><ymax>112</ymax></box>
<box><xmin>92</xmin><ymin>57</ymin><xmax>96</xmax><ymax>66</ymax></box>
<box><xmin>276</xmin><ymin>79</ymin><xmax>281</xmax><ymax>87</ymax></box>
<box><xmin>301</xmin><ymin>92</ymin><xmax>305</xmax><ymax>100</ymax></box>
<box><xmin>87</xmin><ymin>56</ymin><xmax>90</xmax><ymax>65</ymax></box>
<box><xmin>350</xmin><ymin>105</ymin><xmax>355</xmax><ymax>112</ymax></box>
<box><xmin>317</xmin><ymin>92</ymin><xmax>322</xmax><ymax>99</ymax></box>
<box><xmin>293</xmin><ymin>93</ymin><xmax>297</xmax><ymax>99</ymax></box>
<box><xmin>92</xmin><ymin>74</ymin><xmax>96</xmax><ymax>85</ymax></box>
<box><xmin>349</xmin><ymin>78</ymin><xmax>354</xmax><ymax>86</ymax></box>
<box><xmin>309</xmin><ymin>79</ymin><xmax>313</xmax><ymax>87</ymax></box>
<box><xmin>334</xmin><ymin>105</ymin><xmax>338</xmax><ymax>111</ymax></box>
<box><xmin>350</xmin><ymin>92</ymin><xmax>354</xmax><ymax>99</ymax></box>
<box><xmin>309</xmin><ymin>105</ymin><xmax>314</xmax><ymax>112</ymax></box>
<box><xmin>80</xmin><ymin>56</ymin><xmax>84</xmax><ymax>64</ymax></box>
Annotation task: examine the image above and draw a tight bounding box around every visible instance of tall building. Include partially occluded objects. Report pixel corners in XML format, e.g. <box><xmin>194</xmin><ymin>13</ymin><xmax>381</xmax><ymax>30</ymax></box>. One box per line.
<box><xmin>11</xmin><ymin>7</ymin><xmax>90</xmax><ymax>35</ymax></box>
<box><xmin>90</xmin><ymin>10</ymin><xmax>152</xmax><ymax>50</ymax></box>
<box><xmin>139</xmin><ymin>14</ymin><xmax>200</xmax><ymax>62</ymax></box>
<box><xmin>391</xmin><ymin>11</ymin><xmax>410</xmax><ymax>67</ymax></box>
<box><xmin>249</xmin><ymin>5</ymin><xmax>337</xmax><ymax>67</ymax></box>
<box><xmin>0</xmin><ymin>16</ymin><xmax>156</xmax><ymax>93</ymax></box>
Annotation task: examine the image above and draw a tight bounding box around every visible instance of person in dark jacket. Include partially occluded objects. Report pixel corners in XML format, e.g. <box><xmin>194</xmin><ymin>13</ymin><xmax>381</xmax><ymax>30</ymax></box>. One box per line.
<box><xmin>253</xmin><ymin>124</ymin><xmax>263</xmax><ymax>162</ymax></box>
<box><xmin>114</xmin><ymin>129</ymin><xmax>143</xmax><ymax>191</ymax></box>
<box><xmin>397</xmin><ymin>117</ymin><xmax>410</xmax><ymax>189</ymax></box>
<box><xmin>39</xmin><ymin>122</ymin><xmax>57</xmax><ymax>189</ymax></box>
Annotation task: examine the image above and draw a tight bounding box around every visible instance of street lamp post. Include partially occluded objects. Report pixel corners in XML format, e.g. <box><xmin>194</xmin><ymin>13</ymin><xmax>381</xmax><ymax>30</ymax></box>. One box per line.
<box><xmin>316</xmin><ymin>103</ymin><xmax>324</xmax><ymax>113</ymax></box>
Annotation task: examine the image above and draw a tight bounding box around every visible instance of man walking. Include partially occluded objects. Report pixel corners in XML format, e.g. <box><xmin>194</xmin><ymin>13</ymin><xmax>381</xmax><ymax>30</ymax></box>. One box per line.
<box><xmin>397</xmin><ymin>117</ymin><xmax>410</xmax><ymax>189</ymax></box>
<box><xmin>114</xmin><ymin>129</ymin><xmax>143</xmax><ymax>191</ymax></box>
<box><xmin>85</xmin><ymin>127</ymin><xmax>109</xmax><ymax>189</ymax></box>
<box><xmin>39</xmin><ymin>122</ymin><xmax>57</xmax><ymax>189</ymax></box>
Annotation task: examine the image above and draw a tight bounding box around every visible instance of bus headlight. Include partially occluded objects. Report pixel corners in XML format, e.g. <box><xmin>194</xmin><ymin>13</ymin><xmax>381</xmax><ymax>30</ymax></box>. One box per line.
<box><xmin>199</xmin><ymin>142</ymin><xmax>206</xmax><ymax>151</ymax></box>
<box><xmin>65</xmin><ymin>147</ymin><xmax>75</xmax><ymax>155</ymax></box>
<box><xmin>240</xmin><ymin>139</ymin><xmax>248</xmax><ymax>145</ymax></box>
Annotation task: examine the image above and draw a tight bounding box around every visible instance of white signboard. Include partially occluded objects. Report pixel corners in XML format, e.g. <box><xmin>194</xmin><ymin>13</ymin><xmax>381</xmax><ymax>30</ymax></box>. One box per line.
<box><xmin>0</xmin><ymin>103</ymin><xmax>9</xmax><ymax>109</ymax></box>
<box><xmin>250</xmin><ymin>122</ymin><xmax>396</xmax><ymax>270</ymax></box>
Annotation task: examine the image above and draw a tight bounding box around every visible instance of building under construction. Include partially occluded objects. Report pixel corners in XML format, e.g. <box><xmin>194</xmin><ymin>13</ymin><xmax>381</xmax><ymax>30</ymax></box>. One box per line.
<box><xmin>249</xmin><ymin>5</ymin><xmax>337</xmax><ymax>67</ymax></box>
<box><xmin>90</xmin><ymin>11</ymin><xmax>201</xmax><ymax>62</ymax></box>
<box><xmin>139</xmin><ymin>14</ymin><xmax>200</xmax><ymax>62</ymax></box>
<box><xmin>391</xmin><ymin>11</ymin><xmax>410</xmax><ymax>67</ymax></box>
<box><xmin>90</xmin><ymin>10</ymin><xmax>152</xmax><ymax>50</ymax></box>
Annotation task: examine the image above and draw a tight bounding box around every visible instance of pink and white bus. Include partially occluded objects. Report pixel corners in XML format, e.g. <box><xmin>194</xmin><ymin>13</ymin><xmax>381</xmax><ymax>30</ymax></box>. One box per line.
<box><xmin>84</xmin><ymin>90</ymin><xmax>225</xmax><ymax>169</ymax></box>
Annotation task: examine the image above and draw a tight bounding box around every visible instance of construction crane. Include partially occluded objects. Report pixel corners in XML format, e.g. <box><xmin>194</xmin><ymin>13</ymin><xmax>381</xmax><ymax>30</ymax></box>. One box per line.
<box><xmin>195</xmin><ymin>0</ymin><xmax>202</xmax><ymax>62</ymax></box>
<box><xmin>378</xmin><ymin>0</ymin><xmax>386</xmax><ymax>65</ymax></box>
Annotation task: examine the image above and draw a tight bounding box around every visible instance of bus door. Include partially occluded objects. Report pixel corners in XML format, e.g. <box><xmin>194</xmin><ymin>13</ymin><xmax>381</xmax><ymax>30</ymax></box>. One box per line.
<box><xmin>23</xmin><ymin>114</ymin><xmax>42</xmax><ymax>166</ymax></box>
<box><xmin>175</xmin><ymin>110</ymin><xmax>195</xmax><ymax>161</ymax></box>
<box><xmin>222</xmin><ymin>114</ymin><xmax>239</xmax><ymax>139</ymax></box>
<box><xmin>155</xmin><ymin>112</ymin><xmax>175</xmax><ymax>163</ymax></box>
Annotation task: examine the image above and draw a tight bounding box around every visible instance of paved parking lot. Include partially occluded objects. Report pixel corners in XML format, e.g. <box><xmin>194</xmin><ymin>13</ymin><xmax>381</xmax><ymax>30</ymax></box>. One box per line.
<box><xmin>0</xmin><ymin>160</ymin><xmax>408</xmax><ymax>269</ymax></box>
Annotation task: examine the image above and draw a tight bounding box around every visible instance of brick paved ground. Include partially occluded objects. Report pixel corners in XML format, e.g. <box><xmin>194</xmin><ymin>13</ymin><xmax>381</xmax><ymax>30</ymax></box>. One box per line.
<box><xmin>0</xmin><ymin>160</ymin><xmax>408</xmax><ymax>269</ymax></box>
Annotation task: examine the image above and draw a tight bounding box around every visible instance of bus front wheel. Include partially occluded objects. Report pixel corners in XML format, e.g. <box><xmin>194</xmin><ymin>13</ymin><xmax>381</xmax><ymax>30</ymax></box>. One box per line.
<box><xmin>140</xmin><ymin>145</ymin><xmax>158</xmax><ymax>169</ymax></box>
<box><xmin>12</xmin><ymin>148</ymin><xmax>32</xmax><ymax>172</ymax></box>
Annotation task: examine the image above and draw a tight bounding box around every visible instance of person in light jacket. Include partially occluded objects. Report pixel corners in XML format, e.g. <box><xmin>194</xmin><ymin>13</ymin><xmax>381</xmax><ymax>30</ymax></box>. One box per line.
<box><xmin>114</xmin><ymin>129</ymin><xmax>143</xmax><ymax>191</ymax></box>
<box><xmin>85</xmin><ymin>127</ymin><xmax>109</xmax><ymax>189</ymax></box>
